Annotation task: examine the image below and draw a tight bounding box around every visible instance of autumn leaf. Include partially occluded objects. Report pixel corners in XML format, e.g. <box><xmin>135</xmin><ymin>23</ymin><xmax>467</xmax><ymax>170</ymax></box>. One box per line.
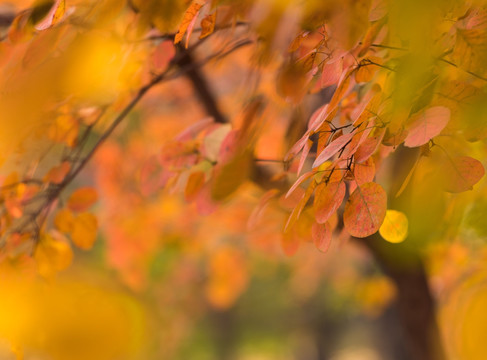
<box><xmin>281</xmin><ymin>231</ymin><xmax>300</xmax><ymax>256</ymax></box>
<box><xmin>344</xmin><ymin>182</ymin><xmax>387</xmax><ymax>238</ymax></box>
<box><xmin>404</xmin><ymin>106</ymin><xmax>450</xmax><ymax>148</ymax></box>
<box><xmin>43</xmin><ymin>161</ymin><xmax>70</xmax><ymax>184</ymax></box>
<box><xmin>441</xmin><ymin>156</ymin><xmax>485</xmax><ymax>193</ymax></box>
<box><xmin>313</xmin><ymin>181</ymin><xmax>346</xmax><ymax>224</ymax></box>
<box><xmin>211</xmin><ymin>150</ymin><xmax>252</xmax><ymax>200</ymax></box>
<box><xmin>70</xmin><ymin>212</ymin><xmax>98</xmax><ymax>250</ymax></box>
<box><xmin>313</xmin><ymin>132</ymin><xmax>354</xmax><ymax>168</ymax></box>
<box><xmin>312</xmin><ymin>222</ymin><xmax>332</xmax><ymax>253</ymax></box>
<box><xmin>453</xmin><ymin>28</ymin><xmax>487</xmax><ymax>75</ymax></box>
<box><xmin>200</xmin><ymin>12</ymin><xmax>216</xmax><ymax>39</ymax></box>
<box><xmin>174</xmin><ymin>2</ymin><xmax>203</xmax><ymax>46</ymax></box>
<box><xmin>54</xmin><ymin>208</ymin><xmax>75</xmax><ymax>234</ymax></box>
<box><xmin>35</xmin><ymin>0</ymin><xmax>66</xmax><ymax>30</ymax></box>
<box><xmin>67</xmin><ymin>187</ymin><xmax>98</xmax><ymax>212</ymax></box>
<box><xmin>379</xmin><ymin>210</ymin><xmax>408</xmax><ymax>243</ymax></box>
<box><xmin>185</xmin><ymin>171</ymin><xmax>206</xmax><ymax>202</ymax></box>
<box><xmin>35</xmin><ymin>234</ymin><xmax>73</xmax><ymax>277</ymax></box>
<box><xmin>355</xmin><ymin>57</ymin><xmax>383</xmax><ymax>83</ymax></box>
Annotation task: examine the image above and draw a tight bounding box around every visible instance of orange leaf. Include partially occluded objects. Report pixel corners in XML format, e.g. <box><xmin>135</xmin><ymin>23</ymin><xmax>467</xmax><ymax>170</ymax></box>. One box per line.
<box><xmin>67</xmin><ymin>187</ymin><xmax>98</xmax><ymax>212</ymax></box>
<box><xmin>344</xmin><ymin>182</ymin><xmax>387</xmax><ymax>238</ymax></box>
<box><xmin>404</xmin><ymin>106</ymin><xmax>450</xmax><ymax>148</ymax></box>
<box><xmin>174</xmin><ymin>2</ymin><xmax>203</xmax><ymax>45</ymax></box>
<box><xmin>199</xmin><ymin>12</ymin><xmax>216</xmax><ymax>39</ymax></box>
<box><xmin>313</xmin><ymin>181</ymin><xmax>346</xmax><ymax>224</ymax></box>
<box><xmin>54</xmin><ymin>208</ymin><xmax>75</xmax><ymax>234</ymax></box>
<box><xmin>71</xmin><ymin>212</ymin><xmax>98</xmax><ymax>250</ymax></box>
<box><xmin>43</xmin><ymin>161</ymin><xmax>71</xmax><ymax>184</ymax></box>
<box><xmin>185</xmin><ymin>171</ymin><xmax>206</xmax><ymax>202</ymax></box>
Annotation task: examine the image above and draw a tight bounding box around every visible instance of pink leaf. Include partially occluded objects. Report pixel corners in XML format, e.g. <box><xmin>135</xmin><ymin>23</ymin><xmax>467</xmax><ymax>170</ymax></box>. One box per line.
<box><xmin>313</xmin><ymin>132</ymin><xmax>354</xmax><ymax>168</ymax></box>
<box><xmin>404</xmin><ymin>107</ymin><xmax>450</xmax><ymax>148</ymax></box>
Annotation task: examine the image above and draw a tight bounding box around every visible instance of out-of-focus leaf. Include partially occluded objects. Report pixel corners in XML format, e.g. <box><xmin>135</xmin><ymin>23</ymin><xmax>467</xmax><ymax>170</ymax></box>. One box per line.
<box><xmin>404</xmin><ymin>106</ymin><xmax>450</xmax><ymax>148</ymax></box>
<box><xmin>312</xmin><ymin>222</ymin><xmax>332</xmax><ymax>253</ymax></box>
<box><xmin>344</xmin><ymin>182</ymin><xmax>387</xmax><ymax>237</ymax></box>
<box><xmin>70</xmin><ymin>212</ymin><xmax>98</xmax><ymax>250</ymax></box>
<box><xmin>67</xmin><ymin>187</ymin><xmax>98</xmax><ymax>212</ymax></box>
<box><xmin>184</xmin><ymin>171</ymin><xmax>205</xmax><ymax>202</ymax></box>
<box><xmin>379</xmin><ymin>210</ymin><xmax>408</xmax><ymax>243</ymax></box>
<box><xmin>441</xmin><ymin>156</ymin><xmax>485</xmax><ymax>193</ymax></box>
<box><xmin>453</xmin><ymin>28</ymin><xmax>487</xmax><ymax>75</ymax></box>
<box><xmin>43</xmin><ymin>161</ymin><xmax>70</xmax><ymax>184</ymax></box>
<box><xmin>54</xmin><ymin>208</ymin><xmax>75</xmax><ymax>234</ymax></box>
<box><xmin>211</xmin><ymin>150</ymin><xmax>252</xmax><ymax>201</ymax></box>
<box><xmin>35</xmin><ymin>234</ymin><xmax>73</xmax><ymax>277</ymax></box>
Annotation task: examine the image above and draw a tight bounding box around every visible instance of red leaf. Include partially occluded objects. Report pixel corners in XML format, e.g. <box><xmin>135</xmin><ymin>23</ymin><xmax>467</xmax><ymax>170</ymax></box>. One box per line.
<box><xmin>343</xmin><ymin>182</ymin><xmax>387</xmax><ymax>238</ymax></box>
<box><xmin>313</xmin><ymin>181</ymin><xmax>346</xmax><ymax>224</ymax></box>
<box><xmin>404</xmin><ymin>107</ymin><xmax>450</xmax><ymax>148</ymax></box>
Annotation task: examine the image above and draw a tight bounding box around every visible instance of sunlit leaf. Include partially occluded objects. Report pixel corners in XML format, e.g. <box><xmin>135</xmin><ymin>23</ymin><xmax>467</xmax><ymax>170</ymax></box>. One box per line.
<box><xmin>379</xmin><ymin>209</ymin><xmax>408</xmax><ymax>243</ymax></box>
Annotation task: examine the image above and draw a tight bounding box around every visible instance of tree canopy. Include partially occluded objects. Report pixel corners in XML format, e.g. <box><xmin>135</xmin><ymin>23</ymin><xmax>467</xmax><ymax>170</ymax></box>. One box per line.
<box><xmin>0</xmin><ymin>0</ymin><xmax>487</xmax><ymax>359</ymax></box>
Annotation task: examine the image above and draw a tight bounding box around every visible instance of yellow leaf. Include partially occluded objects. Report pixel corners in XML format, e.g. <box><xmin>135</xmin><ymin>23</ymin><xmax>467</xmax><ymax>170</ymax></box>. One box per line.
<box><xmin>35</xmin><ymin>234</ymin><xmax>73</xmax><ymax>277</ymax></box>
<box><xmin>379</xmin><ymin>210</ymin><xmax>408</xmax><ymax>243</ymax></box>
<box><xmin>54</xmin><ymin>208</ymin><xmax>75</xmax><ymax>234</ymax></box>
<box><xmin>71</xmin><ymin>212</ymin><xmax>98</xmax><ymax>250</ymax></box>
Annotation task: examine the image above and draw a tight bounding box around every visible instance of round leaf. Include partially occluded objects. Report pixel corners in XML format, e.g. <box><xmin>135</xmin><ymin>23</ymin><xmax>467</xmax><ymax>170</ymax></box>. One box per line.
<box><xmin>379</xmin><ymin>210</ymin><xmax>408</xmax><ymax>243</ymax></box>
<box><xmin>344</xmin><ymin>182</ymin><xmax>387</xmax><ymax>238</ymax></box>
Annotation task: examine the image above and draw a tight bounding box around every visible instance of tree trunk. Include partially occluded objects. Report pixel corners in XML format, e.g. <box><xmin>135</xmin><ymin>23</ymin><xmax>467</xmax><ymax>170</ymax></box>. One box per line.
<box><xmin>361</xmin><ymin>236</ymin><xmax>446</xmax><ymax>360</ymax></box>
<box><xmin>359</xmin><ymin>145</ymin><xmax>447</xmax><ymax>360</ymax></box>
